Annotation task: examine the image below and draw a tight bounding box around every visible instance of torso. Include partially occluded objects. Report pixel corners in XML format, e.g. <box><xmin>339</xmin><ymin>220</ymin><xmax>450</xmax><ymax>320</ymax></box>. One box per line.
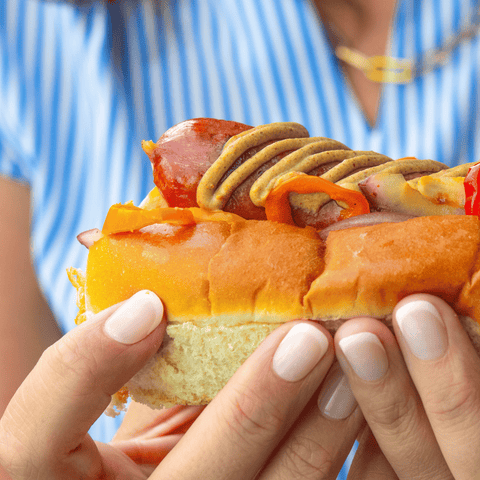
<box><xmin>313</xmin><ymin>0</ymin><xmax>398</xmax><ymax>126</ymax></box>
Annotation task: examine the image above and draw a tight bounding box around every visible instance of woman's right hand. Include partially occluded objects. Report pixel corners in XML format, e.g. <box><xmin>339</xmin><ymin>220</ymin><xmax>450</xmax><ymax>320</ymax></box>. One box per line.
<box><xmin>0</xmin><ymin>290</ymin><xmax>365</xmax><ymax>479</ymax></box>
<box><xmin>146</xmin><ymin>319</ymin><xmax>364</xmax><ymax>479</ymax></box>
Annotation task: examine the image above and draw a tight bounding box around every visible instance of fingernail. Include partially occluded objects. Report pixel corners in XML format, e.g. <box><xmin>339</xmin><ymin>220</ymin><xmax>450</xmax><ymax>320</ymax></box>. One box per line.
<box><xmin>396</xmin><ymin>300</ymin><xmax>448</xmax><ymax>360</ymax></box>
<box><xmin>318</xmin><ymin>364</ymin><xmax>357</xmax><ymax>420</ymax></box>
<box><xmin>104</xmin><ymin>290</ymin><xmax>164</xmax><ymax>344</ymax></box>
<box><xmin>273</xmin><ymin>323</ymin><xmax>329</xmax><ymax>382</ymax></box>
<box><xmin>339</xmin><ymin>332</ymin><xmax>388</xmax><ymax>382</ymax></box>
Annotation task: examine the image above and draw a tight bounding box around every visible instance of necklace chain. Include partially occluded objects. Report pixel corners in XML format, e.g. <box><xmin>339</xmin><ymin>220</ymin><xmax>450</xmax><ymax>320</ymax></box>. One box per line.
<box><xmin>332</xmin><ymin>6</ymin><xmax>480</xmax><ymax>83</ymax></box>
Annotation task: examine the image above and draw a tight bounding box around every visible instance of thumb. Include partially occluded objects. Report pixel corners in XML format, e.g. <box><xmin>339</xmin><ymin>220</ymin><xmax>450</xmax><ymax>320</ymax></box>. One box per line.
<box><xmin>0</xmin><ymin>290</ymin><xmax>165</xmax><ymax>464</ymax></box>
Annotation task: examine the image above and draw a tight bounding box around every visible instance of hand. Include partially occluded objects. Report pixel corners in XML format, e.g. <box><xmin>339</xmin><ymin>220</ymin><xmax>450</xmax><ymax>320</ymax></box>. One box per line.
<box><xmin>0</xmin><ymin>290</ymin><xmax>167</xmax><ymax>479</ymax></box>
<box><xmin>335</xmin><ymin>294</ymin><xmax>480</xmax><ymax>479</ymax></box>
<box><xmin>111</xmin><ymin>402</ymin><xmax>205</xmax><ymax>465</ymax></box>
<box><xmin>0</xmin><ymin>289</ymin><xmax>369</xmax><ymax>479</ymax></box>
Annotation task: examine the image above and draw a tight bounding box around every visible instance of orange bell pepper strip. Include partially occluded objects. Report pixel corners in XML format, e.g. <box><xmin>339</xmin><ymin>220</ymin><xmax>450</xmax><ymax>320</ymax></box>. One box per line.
<box><xmin>102</xmin><ymin>203</ymin><xmax>246</xmax><ymax>235</ymax></box>
<box><xmin>265</xmin><ymin>175</ymin><xmax>370</xmax><ymax>226</ymax></box>
<box><xmin>102</xmin><ymin>203</ymin><xmax>196</xmax><ymax>234</ymax></box>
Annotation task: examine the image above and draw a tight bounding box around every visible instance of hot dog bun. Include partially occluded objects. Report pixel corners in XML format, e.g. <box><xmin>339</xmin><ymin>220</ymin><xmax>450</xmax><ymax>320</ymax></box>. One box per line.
<box><xmin>70</xmin><ymin>119</ymin><xmax>480</xmax><ymax>413</ymax></box>
<box><xmin>70</xmin><ymin>211</ymin><xmax>480</xmax><ymax>413</ymax></box>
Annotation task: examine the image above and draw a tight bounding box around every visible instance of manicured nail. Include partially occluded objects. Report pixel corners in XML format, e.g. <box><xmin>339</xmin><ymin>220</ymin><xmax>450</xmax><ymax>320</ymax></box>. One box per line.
<box><xmin>339</xmin><ymin>332</ymin><xmax>388</xmax><ymax>382</ymax></box>
<box><xmin>395</xmin><ymin>300</ymin><xmax>448</xmax><ymax>360</ymax></box>
<box><xmin>104</xmin><ymin>290</ymin><xmax>164</xmax><ymax>344</ymax></box>
<box><xmin>318</xmin><ymin>364</ymin><xmax>357</xmax><ymax>420</ymax></box>
<box><xmin>273</xmin><ymin>323</ymin><xmax>329</xmax><ymax>382</ymax></box>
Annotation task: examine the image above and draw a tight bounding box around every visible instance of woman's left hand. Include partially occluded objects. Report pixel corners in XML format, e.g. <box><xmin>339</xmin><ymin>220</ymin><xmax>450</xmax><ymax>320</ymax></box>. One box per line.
<box><xmin>336</xmin><ymin>294</ymin><xmax>480</xmax><ymax>479</ymax></box>
<box><xmin>0</xmin><ymin>291</ymin><xmax>168</xmax><ymax>480</ymax></box>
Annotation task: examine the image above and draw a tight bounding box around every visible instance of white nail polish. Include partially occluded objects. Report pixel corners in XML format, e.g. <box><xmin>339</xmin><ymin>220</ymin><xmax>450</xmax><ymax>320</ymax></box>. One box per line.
<box><xmin>104</xmin><ymin>290</ymin><xmax>164</xmax><ymax>344</ymax></box>
<box><xmin>396</xmin><ymin>300</ymin><xmax>448</xmax><ymax>360</ymax></box>
<box><xmin>339</xmin><ymin>332</ymin><xmax>388</xmax><ymax>382</ymax></box>
<box><xmin>273</xmin><ymin>323</ymin><xmax>329</xmax><ymax>382</ymax></box>
<box><xmin>318</xmin><ymin>364</ymin><xmax>357</xmax><ymax>420</ymax></box>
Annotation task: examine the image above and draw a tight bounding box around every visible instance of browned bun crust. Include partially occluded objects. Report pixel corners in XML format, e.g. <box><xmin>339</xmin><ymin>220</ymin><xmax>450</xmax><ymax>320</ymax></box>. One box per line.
<box><xmin>79</xmin><ymin>214</ymin><xmax>480</xmax><ymax>412</ymax></box>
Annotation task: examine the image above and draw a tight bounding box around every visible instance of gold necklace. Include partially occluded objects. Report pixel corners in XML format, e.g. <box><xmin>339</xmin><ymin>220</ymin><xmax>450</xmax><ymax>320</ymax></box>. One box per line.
<box><xmin>331</xmin><ymin>6</ymin><xmax>480</xmax><ymax>84</ymax></box>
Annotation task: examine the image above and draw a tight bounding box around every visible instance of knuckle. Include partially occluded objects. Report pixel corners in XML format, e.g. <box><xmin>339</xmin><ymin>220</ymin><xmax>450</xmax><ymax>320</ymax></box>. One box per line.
<box><xmin>425</xmin><ymin>376</ymin><xmax>478</xmax><ymax>422</ymax></box>
<box><xmin>226</xmin><ymin>383</ymin><xmax>286</xmax><ymax>448</ymax></box>
<box><xmin>281</xmin><ymin>435</ymin><xmax>334</xmax><ymax>479</ymax></box>
<box><xmin>366</xmin><ymin>391</ymin><xmax>420</xmax><ymax>438</ymax></box>
<box><xmin>42</xmin><ymin>333</ymin><xmax>100</xmax><ymax>395</ymax></box>
<box><xmin>0</xmin><ymin>420</ymin><xmax>37</xmax><ymax>479</ymax></box>
<box><xmin>0</xmin><ymin>428</ymin><xmax>15</xmax><ymax>472</ymax></box>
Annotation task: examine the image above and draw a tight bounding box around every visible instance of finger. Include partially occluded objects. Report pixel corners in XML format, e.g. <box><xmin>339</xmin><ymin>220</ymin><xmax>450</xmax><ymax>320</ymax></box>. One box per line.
<box><xmin>139</xmin><ymin>406</ymin><xmax>204</xmax><ymax>437</ymax></box>
<box><xmin>113</xmin><ymin>402</ymin><xmax>184</xmax><ymax>442</ymax></box>
<box><xmin>113</xmin><ymin>434</ymin><xmax>183</xmax><ymax>464</ymax></box>
<box><xmin>335</xmin><ymin>317</ymin><xmax>453</xmax><ymax>479</ymax></box>
<box><xmin>95</xmin><ymin>441</ymin><xmax>157</xmax><ymax>479</ymax></box>
<box><xmin>112</xmin><ymin>404</ymin><xmax>204</xmax><ymax>441</ymax></box>
<box><xmin>0</xmin><ymin>290</ymin><xmax>165</xmax><ymax>471</ymax></box>
<box><xmin>112</xmin><ymin>404</ymin><xmax>204</xmax><ymax>466</ymax></box>
<box><xmin>257</xmin><ymin>362</ymin><xmax>364</xmax><ymax>479</ymax></box>
<box><xmin>393</xmin><ymin>294</ymin><xmax>480</xmax><ymax>479</ymax></box>
<box><xmin>151</xmin><ymin>321</ymin><xmax>334</xmax><ymax>480</ymax></box>
<box><xmin>347</xmin><ymin>426</ymin><xmax>399</xmax><ymax>480</ymax></box>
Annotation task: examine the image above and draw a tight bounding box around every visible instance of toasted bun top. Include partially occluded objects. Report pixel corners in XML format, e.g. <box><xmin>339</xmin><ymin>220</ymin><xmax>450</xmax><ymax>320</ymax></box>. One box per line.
<box><xmin>306</xmin><ymin>215</ymin><xmax>480</xmax><ymax>320</ymax></box>
<box><xmin>87</xmin><ymin>221</ymin><xmax>232</xmax><ymax>322</ymax></box>
<box><xmin>208</xmin><ymin>221</ymin><xmax>324</xmax><ymax>322</ymax></box>
<box><xmin>85</xmin><ymin>213</ymin><xmax>480</xmax><ymax>327</ymax></box>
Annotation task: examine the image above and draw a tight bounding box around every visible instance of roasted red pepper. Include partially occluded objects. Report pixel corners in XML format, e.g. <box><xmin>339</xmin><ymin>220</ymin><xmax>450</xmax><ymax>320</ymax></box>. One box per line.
<box><xmin>464</xmin><ymin>162</ymin><xmax>480</xmax><ymax>215</ymax></box>
<box><xmin>265</xmin><ymin>174</ymin><xmax>370</xmax><ymax>226</ymax></box>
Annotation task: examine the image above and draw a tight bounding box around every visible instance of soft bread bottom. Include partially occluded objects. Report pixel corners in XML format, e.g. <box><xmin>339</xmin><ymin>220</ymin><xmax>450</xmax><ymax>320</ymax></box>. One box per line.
<box><xmin>109</xmin><ymin>315</ymin><xmax>480</xmax><ymax>414</ymax></box>
<box><xmin>459</xmin><ymin>314</ymin><xmax>480</xmax><ymax>355</ymax></box>
<box><xmin>120</xmin><ymin>322</ymin><xmax>279</xmax><ymax>410</ymax></box>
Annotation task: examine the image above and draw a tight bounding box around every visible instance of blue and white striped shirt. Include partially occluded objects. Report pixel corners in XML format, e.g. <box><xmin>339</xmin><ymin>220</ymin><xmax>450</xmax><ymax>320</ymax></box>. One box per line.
<box><xmin>1</xmin><ymin>0</ymin><xmax>480</xmax><ymax>474</ymax></box>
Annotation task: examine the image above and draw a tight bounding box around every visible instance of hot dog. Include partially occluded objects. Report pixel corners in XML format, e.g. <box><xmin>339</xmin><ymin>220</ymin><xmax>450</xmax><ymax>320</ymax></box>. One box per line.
<box><xmin>142</xmin><ymin>118</ymin><xmax>466</xmax><ymax>226</ymax></box>
<box><xmin>69</xmin><ymin>119</ymin><xmax>480</xmax><ymax>415</ymax></box>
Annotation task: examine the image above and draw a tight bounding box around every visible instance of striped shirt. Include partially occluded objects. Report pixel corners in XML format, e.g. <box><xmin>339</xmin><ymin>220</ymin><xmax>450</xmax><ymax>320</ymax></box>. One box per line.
<box><xmin>1</xmin><ymin>0</ymin><xmax>480</xmax><ymax>475</ymax></box>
